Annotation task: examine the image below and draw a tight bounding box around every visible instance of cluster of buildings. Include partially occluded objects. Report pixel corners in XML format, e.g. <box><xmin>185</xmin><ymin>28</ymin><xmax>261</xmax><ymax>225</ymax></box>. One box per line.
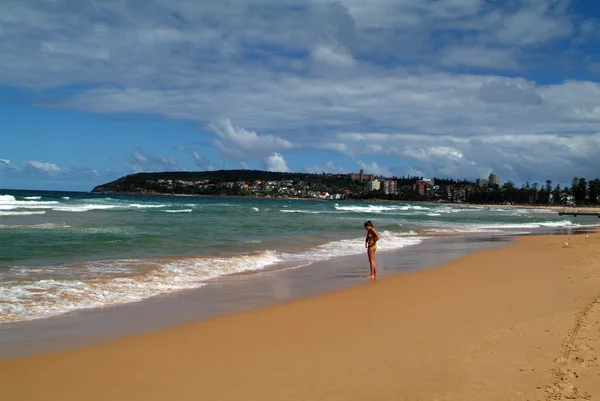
<box><xmin>475</xmin><ymin>173</ymin><xmax>501</xmax><ymax>188</ymax></box>
<box><xmin>148</xmin><ymin>170</ymin><xmax>502</xmax><ymax>202</ymax></box>
<box><xmin>351</xmin><ymin>169</ymin><xmax>398</xmax><ymax>194</ymax></box>
<box><xmin>355</xmin><ymin>171</ymin><xmax>501</xmax><ymax>202</ymax></box>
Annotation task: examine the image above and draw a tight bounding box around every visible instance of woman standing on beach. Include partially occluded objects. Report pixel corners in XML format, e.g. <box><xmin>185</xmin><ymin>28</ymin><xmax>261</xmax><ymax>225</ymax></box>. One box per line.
<box><xmin>364</xmin><ymin>220</ymin><xmax>380</xmax><ymax>279</ymax></box>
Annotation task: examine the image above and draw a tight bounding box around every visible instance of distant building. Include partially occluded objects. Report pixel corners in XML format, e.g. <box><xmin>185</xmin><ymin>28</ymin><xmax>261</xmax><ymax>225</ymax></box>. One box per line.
<box><xmin>476</xmin><ymin>178</ymin><xmax>489</xmax><ymax>188</ymax></box>
<box><xmin>350</xmin><ymin>169</ymin><xmax>375</xmax><ymax>182</ymax></box>
<box><xmin>412</xmin><ymin>180</ymin><xmax>433</xmax><ymax>195</ymax></box>
<box><xmin>367</xmin><ymin>179</ymin><xmax>381</xmax><ymax>191</ymax></box>
<box><xmin>382</xmin><ymin>179</ymin><xmax>397</xmax><ymax>194</ymax></box>
<box><xmin>489</xmin><ymin>172</ymin><xmax>500</xmax><ymax>186</ymax></box>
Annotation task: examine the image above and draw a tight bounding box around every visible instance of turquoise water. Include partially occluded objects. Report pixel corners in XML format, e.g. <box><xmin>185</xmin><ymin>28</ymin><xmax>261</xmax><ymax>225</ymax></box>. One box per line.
<box><xmin>0</xmin><ymin>189</ymin><xmax>594</xmax><ymax>323</ymax></box>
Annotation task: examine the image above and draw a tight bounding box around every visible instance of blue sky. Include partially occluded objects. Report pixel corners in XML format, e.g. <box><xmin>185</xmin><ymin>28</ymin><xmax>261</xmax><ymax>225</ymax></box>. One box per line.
<box><xmin>1</xmin><ymin>0</ymin><xmax>600</xmax><ymax>191</ymax></box>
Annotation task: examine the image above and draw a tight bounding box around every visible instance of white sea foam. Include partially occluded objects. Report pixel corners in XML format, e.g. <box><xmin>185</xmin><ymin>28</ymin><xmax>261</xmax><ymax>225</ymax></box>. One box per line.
<box><xmin>0</xmin><ymin>195</ymin><xmax>59</xmax><ymax>210</ymax></box>
<box><xmin>418</xmin><ymin>220</ymin><xmax>582</xmax><ymax>234</ymax></box>
<box><xmin>52</xmin><ymin>204</ymin><xmax>118</xmax><ymax>212</ymax></box>
<box><xmin>0</xmin><ymin>211</ymin><xmax>47</xmax><ymax>216</ymax></box>
<box><xmin>128</xmin><ymin>204</ymin><xmax>169</xmax><ymax>208</ymax></box>
<box><xmin>334</xmin><ymin>204</ymin><xmax>413</xmax><ymax>213</ymax></box>
<box><xmin>0</xmin><ymin>223</ymin><xmax>70</xmax><ymax>229</ymax></box>
<box><xmin>0</xmin><ymin>251</ymin><xmax>281</xmax><ymax>322</ymax></box>
<box><xmin>163</xmin><ymin>209</ymin><xmax>193</xmax><ymax>213</ymax></box>
<box><xmin>282</xmin><ymin>230</ymin><xmax>425</xmax><ymax>264</ymax></box>
<box><xmin>280</xmin><ymin>209</ymin><xmax>324</xmax><ymax>214</ymax></box>
<box><xmin>332</xmin><ymin>204</ymin><xmax>481</xmax><ymax>214</ymax></box>
<box><xmin>0</xmin><ymin>228</ymin><xmax>428</xmax><ymax>323</ymax></box>
<box><xmin>0</xmin><ymin>195</ymin><xmax>176</xmax><ymax>214</ymax></box>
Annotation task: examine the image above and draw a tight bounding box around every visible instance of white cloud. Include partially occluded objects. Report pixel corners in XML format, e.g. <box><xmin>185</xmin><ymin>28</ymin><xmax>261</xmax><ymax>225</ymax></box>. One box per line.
<box><xmin>0</xmin><ymin>157</ymin><xmax>119</xmax><ymax>190</ymax></box>
<box><xmin>311</xmin><ymin>41</ymin><xmax>355</xmax><ymax>68</ymax></box>
<box><xmin>490</xmin><ymin>2</ymin><xmax>573</xmax><ymax>46</ymax></box>
<box><xmin>304</xmin><ymin>161</ymin><xmax>347</xmax><ymax>174</ymax></box>
<box><xmin>1</xmin><ymin>0</ymin><xmax>600</xmax><ymax>185</ymax></box>
<box><xmin>264</xmin><ymin>153</ymin><xmax>290</xmax><ymax>172</ymax></box>
<box><xmin>191</xmin><ymin>151</ymin><xmax>216</xmax><ymax>171</ymax></box>
<box><xmin>337</xmin><ymin>132</ymin><xmax>600</xmax><ymax>184</ymax></box>
<box><xmin>50</xmin><ymin>72</ymin><xmax>600</xmax><ymax>143</ymax></box>
<box><xmin>23</xmin><ymin>160</ymin><xmax>61</xmax><ymax>174</ymax></box>
<box><xmin>478</xmin><ymin>81</ymin><xmax>542</xmax><ymax>105</ymax></box>
<box><xmin>122</xmin><ymin>149</ymin><xmax>185</xmax><ymax>173</ymax></box>
<box><xmin>440</xmin><ymin>46</ymin><xmax>518</xmax><ymax>69</ymax></box>
<box><xmin>1</xmin><ymin>0</ymin><xmax>593</xmax><ymax>90</ymax></box>
<box><xmin>0</xmin><ymin>159</ymin><xmax>18</xmax><ymax>174</ymax></box>
<box><xmin>133</xmin><ymin>151</ymin><xmax>147</xmax><ymax>163</ymax></box>
<box><xmin>209</xmin><ymin>119</ymin><xmax>294</xmax><ymax>162</ymax></box>
<box><xmin>357</xmin><ymin>161</ymin><xmax>392</xmax><ymax>177</ymax></box>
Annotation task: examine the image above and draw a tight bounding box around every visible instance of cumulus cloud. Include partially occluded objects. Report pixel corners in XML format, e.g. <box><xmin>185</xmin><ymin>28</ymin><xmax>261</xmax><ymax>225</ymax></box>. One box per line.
<box><xmin>122</xmin><ymin>149</ymin><xmax>185</xmax><ymax>173</ymax></box>
<box><xmin>357</xmin><ymin>161</ymin><xmax>392</xmax><ymax>177</ymax></box>
<box><xmin>132</xmin><ymin>151</ymin><xmax>147</xmax><ymax>163</ymax></box>
<box><xmin>0</xmin><ymin>158</ymin><xmax>114</xmax><ymax>190</ymax></box>
<box><xmin>304</xmin><ymin>161</ymin><xmax>347</xmax><ymax>174</ymax></box>
<box><xmin>490</xmin><ymin>1</ymin><xmax>573</xmax><ymax>46</ymax></box>
<box><xmin>190</xmin><ymin>151</ymin><xmax>216</xmax><ymax>171</ymax></box>
<box><xmin>311</xmin><ymin>41</ymin><xmax>355</xmax><ymax>68</ymax></box>
<box><xmin>264</xmin><ymin>153</ymin><xmax>290</xmax><ymax>172</ymax></box>
<box><xmin>440</xmin><ymin>46</ymin><xmax>519</xmax><ymax>70</ymax></box>
<box><xmin>337</xmin><ymin>132</ymin><xmax>600</xmax><ymax>184</ymax></box>
<box><xmin>175</xmin><ymin>146</ymin><xmax>216</xmax><ymax>171</ymax></box>
<box><xmin>22</xmin><ymin>160</ymin><xmax>61</xmax><ymax>174</ymax></box>
<box><xmin>1</xmin><ymin>0</ymin><xmax>600</xmax><ymax>185</ymax></box>
<box><xmin>478</xmin><ymin>81</ymin><xmax>542</xmax><ymax>105</ymax></box>
<box><xmin>209</xmin><ymin>119</ymin><xmax>294</xmax><ymax>162</ymax></box>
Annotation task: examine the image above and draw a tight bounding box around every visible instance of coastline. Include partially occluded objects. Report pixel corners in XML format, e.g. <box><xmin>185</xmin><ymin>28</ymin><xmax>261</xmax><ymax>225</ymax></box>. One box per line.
<box><xmin>1</xmin><ymin>230</ymin><xmax>599</xmax><ymax>400</ymax></box>
<box><xmin>92</xmin><ymin>190</ymin><xmax>600</xmax><ymax>212</ymax></box>
<box><xmin>0</xmin><ymin>232</ymin><xmax>513</xmax><ymax>358</ymax></box>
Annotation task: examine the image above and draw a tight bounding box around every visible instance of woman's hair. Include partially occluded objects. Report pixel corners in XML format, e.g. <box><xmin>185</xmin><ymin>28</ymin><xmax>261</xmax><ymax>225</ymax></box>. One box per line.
<box><xmin>364</xmin><ymin>220</ymin><xmax>373</xmax><ymax>228</ymax></box>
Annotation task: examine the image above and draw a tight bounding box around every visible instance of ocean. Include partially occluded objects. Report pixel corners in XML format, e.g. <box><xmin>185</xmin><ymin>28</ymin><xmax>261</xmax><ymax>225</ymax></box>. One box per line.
<box><xmin>0</xmin><ymin>189</ymin><xmax>595</xmax><ymax>325</ymax></box>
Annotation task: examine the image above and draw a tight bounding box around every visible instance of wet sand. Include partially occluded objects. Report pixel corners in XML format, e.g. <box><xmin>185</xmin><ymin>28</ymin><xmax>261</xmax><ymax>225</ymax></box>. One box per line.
<box><xmin>1</xmin><ymin>230</ymin><xmax>600</xmax><ymax>400</ymax></box>
<box><xmin>0</xmin><ymin>234</ymin><xmax>510</xmax><ymax>358</ymax></box>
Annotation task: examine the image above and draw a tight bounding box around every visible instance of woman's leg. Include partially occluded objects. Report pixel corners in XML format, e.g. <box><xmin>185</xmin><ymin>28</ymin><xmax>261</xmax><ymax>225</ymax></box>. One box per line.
<box><xmin>367</xmin><ymin>247</ymin><xmax>377</xmax><ymax>278</ymax></box>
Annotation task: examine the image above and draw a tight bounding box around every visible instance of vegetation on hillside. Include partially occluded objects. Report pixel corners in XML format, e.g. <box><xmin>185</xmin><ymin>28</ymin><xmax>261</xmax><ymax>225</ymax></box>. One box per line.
<box><xmin>91</xmin><ymin>171</ymin><xmax>600</xmax><ymax>206</ymax></box>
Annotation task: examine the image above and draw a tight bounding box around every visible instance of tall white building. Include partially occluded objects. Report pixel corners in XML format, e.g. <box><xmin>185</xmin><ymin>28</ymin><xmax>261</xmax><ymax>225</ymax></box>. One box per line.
<box><xmin>489</xmin><ymin>172</ymin><xmax>500</xmax><ymax>186</ymax></box>
<box><xmin>367</xmin><ymin>179</ymin><xmax>381</xmax><ymax>191</ymax></box>
<box><xmin>383</xmin><ymin>180</ymin><xmax>397</xmax><ymax>194</ymax></box>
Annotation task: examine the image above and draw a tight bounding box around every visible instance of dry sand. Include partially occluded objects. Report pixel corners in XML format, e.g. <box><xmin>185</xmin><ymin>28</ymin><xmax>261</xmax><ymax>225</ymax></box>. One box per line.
<box><xmin>1</xmin><ymin>231</ymin><xmax>599</xmax><ymax>401</ymax></box>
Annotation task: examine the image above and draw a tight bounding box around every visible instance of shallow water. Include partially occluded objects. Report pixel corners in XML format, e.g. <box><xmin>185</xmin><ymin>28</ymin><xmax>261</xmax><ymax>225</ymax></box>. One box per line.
<box><xmin>1</xmin><ymin>189</ymin><xmax>598</xmax><ymax>325</ymax></box>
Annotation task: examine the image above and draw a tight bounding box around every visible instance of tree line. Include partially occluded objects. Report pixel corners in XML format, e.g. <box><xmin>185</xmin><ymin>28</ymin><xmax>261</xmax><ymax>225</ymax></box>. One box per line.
<box><xmin>466</xmin><ymin>177</ymin><xmax>600</xmax><ymax>206</ymax></box>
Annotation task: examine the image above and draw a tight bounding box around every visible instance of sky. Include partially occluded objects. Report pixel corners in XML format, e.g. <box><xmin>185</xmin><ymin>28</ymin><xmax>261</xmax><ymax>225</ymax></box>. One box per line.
<box><xmin>1</xmin><ymin>0</ymin><xmax>600</xmax><ymax>191</ymax></box>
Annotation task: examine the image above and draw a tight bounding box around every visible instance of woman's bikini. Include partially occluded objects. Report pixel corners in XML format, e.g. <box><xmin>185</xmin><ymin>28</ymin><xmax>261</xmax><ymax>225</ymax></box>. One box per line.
<box><xmin>367</xmin><ymin>232</ymin><xmax>377</xmax><ymax>250</ymax></box>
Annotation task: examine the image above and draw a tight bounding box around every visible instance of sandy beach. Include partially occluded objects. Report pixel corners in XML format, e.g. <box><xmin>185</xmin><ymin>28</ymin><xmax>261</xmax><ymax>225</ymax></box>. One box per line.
<box><xmin>1</xmin><ymin>230</ymin><xmax>599</xmax><ymax>401</ymax></box>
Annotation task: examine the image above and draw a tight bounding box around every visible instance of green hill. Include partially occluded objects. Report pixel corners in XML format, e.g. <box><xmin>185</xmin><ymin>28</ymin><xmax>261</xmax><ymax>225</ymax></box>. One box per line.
<box><xmin>91</xmin><ymin>170</ymin><xmax>364</xmax><ymax>195</ymax></box>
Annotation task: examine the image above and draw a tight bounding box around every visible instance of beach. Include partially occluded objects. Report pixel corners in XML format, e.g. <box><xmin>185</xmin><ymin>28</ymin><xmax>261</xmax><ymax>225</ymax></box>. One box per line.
<box><xmin>1</xmin><ymin>230</ymin><xmax>599</xmax><ymax>400</ymax></box>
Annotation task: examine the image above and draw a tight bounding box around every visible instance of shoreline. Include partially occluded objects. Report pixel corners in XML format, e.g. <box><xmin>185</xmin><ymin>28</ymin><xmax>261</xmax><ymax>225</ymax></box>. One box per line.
<box><xmin>1</xmin><ymin>229</ymin><xmax>599</xmax><ymax>400</ymax></box>
<box><xmin>0</xmin><ymin>231</ymin><xmax>516</xmax><ymax>358</ymax></box>
<box><xmin>92</xmin><ymin>190</ymin><xmax>600</xmax><ymax>212</ymax></box>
